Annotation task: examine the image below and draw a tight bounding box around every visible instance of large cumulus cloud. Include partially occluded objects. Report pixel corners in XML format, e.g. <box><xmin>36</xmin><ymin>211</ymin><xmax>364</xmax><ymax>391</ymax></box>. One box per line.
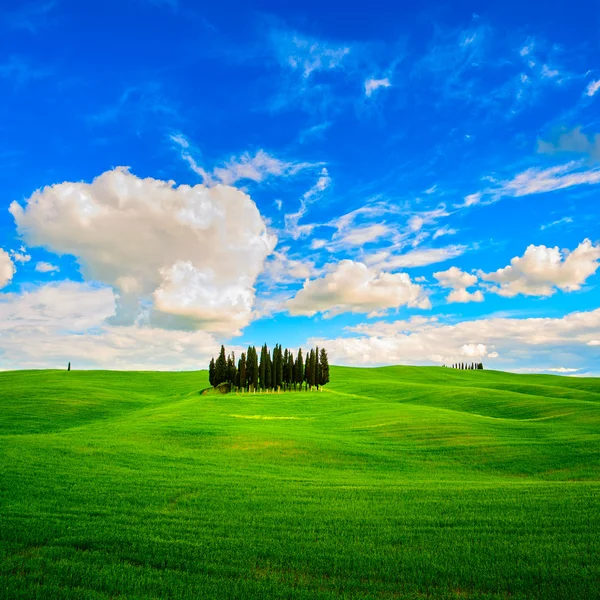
<box><xmin>10</xmin><ymin>168</ymin><xmax>277</xmax><ymax>335</ymax></box>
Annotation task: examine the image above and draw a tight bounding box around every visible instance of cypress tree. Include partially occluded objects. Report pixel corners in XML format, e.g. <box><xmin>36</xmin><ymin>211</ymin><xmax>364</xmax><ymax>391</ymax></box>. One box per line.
<box><xmin>295</xmin><ymin>349</ymin><xmax>304</xmax><ymax>391</ymax></box>
<box><xmin>265</xmin><ymin>346</ymin><xmax>272</xmax><ymax>391</ymax></box>
<box><xmin>230</xmin><ymin>352</ymin><xmax>236</xmax><ymax>384</ymax></box>
<box><xmin>67</xmin><ymin>362</ymin><xmax>71</xmax><ymax>372</ymax></box>
<box><xmin>304</xmin><ymin>352</ymin><xmax>310</xmax><ymax>391</ymax></box>
<box><xmin>209</xmin><ymin>357</ymin><xmax>215</xmax><ymax>387</ymax></box>
<box><xmin>288</xmin><ymin>351</ymin><xmax>294</xmax><ymax>392</ymax></box>
<box><xmin>259</xmin><ymin>345</ymin><xmax>266</xmax><ymax>390</ymax></box>
<box><xmin>215</xmin><ymin>345</ymin><xmax>227</xmax><ymax>386</ymax></box>
<box><xmin>270</xmin><ymin>348</ymin><xmax>275</xmax><ymax>390</ymax></box>
<box><xmin>239</xmin><ymin>353</ymin><xmax>247</xmax><ymax>392</ymax></box>
<box><xmin>251</xmin><ymin>347</ymin><xmax>259</xmax><ymax>392</ymax></box>
<box><xmin>277</xmin><ymin>345</ymin><xmax>283</xmax><ymax>391</ymax></box>
<box><xmin>283</xmin><ymin>349</ymin><xmax>289</xmax><ymax>390</ymax></box>
<box><xmin>319</xmin><ymin>348</ymin><xmax>330</xmax><ymax>388</ymax></box>
<box><xmin>315</xmin><ymin>346</ymin><xmax>320</xmax><ymax>390</ymax></box>
<box><xmin>309</xmin><ymin>349</ymin><xmax>317</xmax><ymax>389</ymax></box>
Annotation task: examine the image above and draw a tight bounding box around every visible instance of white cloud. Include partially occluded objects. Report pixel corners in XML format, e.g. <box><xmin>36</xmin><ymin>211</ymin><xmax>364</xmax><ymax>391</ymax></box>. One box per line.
<box><xmin>0</xmin><ymin>249</ymin><xmax>16</xmax><ymax>289</ymax></box>
<box><xmin>447</xmin><ymin>288</ymin><xmax>484</xmax><ymax>303</ymax></box>
<box><xmin>0</xmin><ymin>282</ymin><xmax>223</xmax><ymax>370</ymax></box>
<box><xmin>213</xmin><ymin>150</ymin><xmax>314</xmax><ymax>186</ymax></box>
<box><xmin>263</xmin><ymin>249</ymin><xmax>318</xmax><ymax>285</ymax></box>
<box><xmin>10</xmin><ymin>250</ymin><xmax>30</xmax><ymax>263</ymax></box>
<box><xmin>366</xmin><ymin>245</ymin><xmax>468</xmax><ymax>270</ymax></box>
<box><xmin>284</xmin><ymin>168</ymin><xmax>331</xmax><ymax>239</ymax></box>
<box><xmin>364</xmin><ymin>77</ymin><xmax>391</xmax><ymax>97</ymax></box>
<box><xmin>10</xmin><ymin>167</ymin><xmax>276</xmax><ymax>335</ymax></box>
<box><xmin>171</xmin><ymin>135</ymin><xmax>315</xmax><ymax>186</ymax></box>
<box><xmin>463</xmin><ymin>192</ymin><xmax>482</xmax><ymax>206</ymax></box>
<box><xmin>540</xmin><ymin>216</ymin><xmax>573</xmax><ymax>230</ymax></box>
<box><xmin>330</xmin><ymin>223</ymin><xmax>392</xmax><ymax>249</ymax></box>
<box><xmin>588</xmin><ymin>340</ymin><xmax>600</xmax><ymax>346</ymax></box>
<box><xmin>547</xmin><ymin>367</ymin><xmax>579</xmax><ymax>373</ymax></box>
<box><xmin>541</xmin><ymin>64</ymin><xmax>559</xmax><ymax>78</ymax></box>
<box><xmin>466</xmin><ymin>161</ymin><xmax>600</xmax><ymax>207</ymax></box>
<box><xmin>499</xmin><ymin>162</ymin><xmax>600</xmax><ymax>197</ymax></box>
<box><xmin>434</xmin><ymin>266</ymin><xmax>477</xmax><ymax>289</ymax></box>
<box><xmin>460</xmin><ymin>343</ymin><xmax>488</xmax><ymax>357</ymax></box>
<box><xmin>35</xmin><ymin>261</ymin><xmax>59</xmax><ymax>273</ymax></box>
<box><xmin>586</xmin><ymin>79</ymin><xmax>600</xmax><ymax>97</ymax></box>
<box><xmin>271</xmin><ymin>29</ymin><xmax>350</xmax><ymax>78</ymax></box>
<box><xmin>434</xmin><ymin>266</ymin><xmax>483</xmax><ymax>304</ymax></box>
<box><xmin>310</xmin><ymin>306</ymin><xmax>600</xmax><ymax>368</ymax></box>
<box><xmin>481</xmin><ymin>239</ymin><xmax>600</xmax><ymax>297</ymax></box>
<box><xmin>433</xmin><ymin>226</ymin><xmax>457</xmax><ymax>239</ymax></box>
<box><xmin>286</xmin><ymin>259</ymin><xmax>430</xmax><ymax>317</ymax></box>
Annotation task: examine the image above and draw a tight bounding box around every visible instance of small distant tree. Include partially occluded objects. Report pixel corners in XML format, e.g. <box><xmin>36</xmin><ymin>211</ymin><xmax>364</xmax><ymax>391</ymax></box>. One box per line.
<box><xmin>319</xmin><ymin>348</ymin><xmax>329</xmax><ymax>388</ymax></box>
<box><xmin>67</xmin><ymin>362</ymin><xmax>71</xmax><ymax>372</ymax></box>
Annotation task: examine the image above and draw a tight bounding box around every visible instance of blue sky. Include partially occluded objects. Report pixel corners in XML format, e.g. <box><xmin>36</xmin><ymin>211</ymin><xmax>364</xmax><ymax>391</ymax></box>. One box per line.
<box><xmin>1</xmin><ymin>0</ymin><xmax>600</xmax><ymax>374</ymax></box>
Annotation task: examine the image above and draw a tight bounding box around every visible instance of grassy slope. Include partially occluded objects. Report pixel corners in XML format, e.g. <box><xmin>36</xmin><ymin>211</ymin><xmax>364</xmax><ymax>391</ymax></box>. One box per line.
<box><xmin>1</xmin><ymin>366</ymin><xmax>599</xmax><ymax>599</ymax></box>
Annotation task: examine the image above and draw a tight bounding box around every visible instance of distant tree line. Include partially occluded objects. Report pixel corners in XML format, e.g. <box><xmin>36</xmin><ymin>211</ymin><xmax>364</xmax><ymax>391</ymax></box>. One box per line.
<box><xmin>443</xmin><ymin>362</ymin><xmax>484</xmax><ymax>370</ymax></box>
<box><xmin>209</xmin><ymin>345</ymin><xmax>330</xmax><ymax>392</ymax></box>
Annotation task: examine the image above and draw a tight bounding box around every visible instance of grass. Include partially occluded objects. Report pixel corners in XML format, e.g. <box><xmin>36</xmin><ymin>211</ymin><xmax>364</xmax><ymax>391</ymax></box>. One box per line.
<box><xmin>1</xmin><ymin>366</ymin><xmax>599</xmax><ymax>599</ymax></box>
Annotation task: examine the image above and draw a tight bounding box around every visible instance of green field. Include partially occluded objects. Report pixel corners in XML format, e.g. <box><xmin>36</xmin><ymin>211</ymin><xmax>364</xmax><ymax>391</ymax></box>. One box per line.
<box><xmin>1</xmin><ymin>366</ymin><xmax>600</xmax><ymax>599</ymax></box>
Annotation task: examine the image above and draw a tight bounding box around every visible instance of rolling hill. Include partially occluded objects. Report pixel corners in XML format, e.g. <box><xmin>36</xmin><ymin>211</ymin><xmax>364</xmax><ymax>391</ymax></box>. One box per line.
<box><xmin>1</xmin><ymin>366</ymin><xmax>599</xmax><ymax>599</ymax></box>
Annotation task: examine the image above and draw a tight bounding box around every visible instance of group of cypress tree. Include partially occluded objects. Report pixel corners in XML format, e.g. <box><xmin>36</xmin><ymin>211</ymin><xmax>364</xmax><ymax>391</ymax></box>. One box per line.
<box><xmin>209</xmin><ymin>345</ymin><xmax>330</xmax><ymax>392</ymax></box>
<box><xmin>447</xmin><ymin>362</ymin><xmax>484</xmax><ymax>370</ymax></box>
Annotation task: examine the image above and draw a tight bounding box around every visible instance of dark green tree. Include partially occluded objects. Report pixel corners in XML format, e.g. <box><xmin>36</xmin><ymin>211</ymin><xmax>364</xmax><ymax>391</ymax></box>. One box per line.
<box><xmin>287</xmin><ymin>351</ymin><xmax>294</xmax><ymax>391</ymax></box>
<box><xmin>319</xmin><ymin>348</ymin><xmax>330</xmax><ymax>387</ymax></box>
<box><xmin>309</xmin><ymin>349</ymin><xmax>317</xmax><ymax>389</ymax></box>
<box><xmin>265</xmin><ymin>346</ymin><xmax>272</xmax><ymax>391</ymax></box>
<box><xmin>295</xmin><ymin>349</ymin><xmax>304</xmax><ymax>391</ymax></box>
<box><xmin>251</xmin><ymin>347</ymin><xmax>259</xmax><ymax>392</ymax></box>
<box><xmin>209</xmin><ymin>357</ymin><xmax>215</xmax><ymax>387</ymax></box>
<box><xmin>276</xmin><ymin>345</ymin><xmax>283</xmax><ymax>391</ymax></box>
<box><xmin>215</xmin><ymin>346</ymin><xmax>227</xmax><ymax>386</ymax></box>
<box><xmin>259</xmin><ymin>344</ymin><xmax>267</xmax><ymax>390</ymax></box>
<box><xmin>304</xmin><ymin>351</ymin><xmax>311</xmax><ymax>390</ymax></box>
<box><xmin>239</xmin><ymin>353</ymin><xmax>247</xmax><ymax>392</ymax></box>
<box><xmin>283</xmin><ymin>348</ymin><xmax>289</xmax><ymax>390</ymax></box>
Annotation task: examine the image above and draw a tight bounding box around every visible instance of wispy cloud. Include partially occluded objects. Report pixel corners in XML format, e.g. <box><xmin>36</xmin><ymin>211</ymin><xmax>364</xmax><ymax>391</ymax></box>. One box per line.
<box><xmin>540</xmin><ymin>216</ymin><xmax>573</xmax><ymax>230</ymax></box>
<box><xmin>270</xmin><ymin>27</ymin><xmax>350</xmax><ymax>78</ymax></box>
<box><xmin>170</xmin><ymin>133</ymin><xmax>318</xmax><ymax>186</ymax></box>
<box><xmin>364</xmin><ymin>77</ymin><xmax>391</xmax><ymax>97</ymax></box>
<box><xmin>463</xmin><ymin>161</ymin><xmax>600</xmax><ymax>207</ymax></box>
<box><xmin>585</xmin><ymin>79</ymin><xmax>600</xmax><ymax>97</ymax></box>
<box><xmin>90</xmin><ymin>82</ymin><xmax>178</xmax><ymax>124</ymax></box>
<box><xmin>365</xmin><ymin>244</ymin><xmax>468</xmax><ymax>270</ymax></box>
<box><xmin>284</xmin><ymin>168</ymin><xmax>331</xmax><ymax>239</ymax></box>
